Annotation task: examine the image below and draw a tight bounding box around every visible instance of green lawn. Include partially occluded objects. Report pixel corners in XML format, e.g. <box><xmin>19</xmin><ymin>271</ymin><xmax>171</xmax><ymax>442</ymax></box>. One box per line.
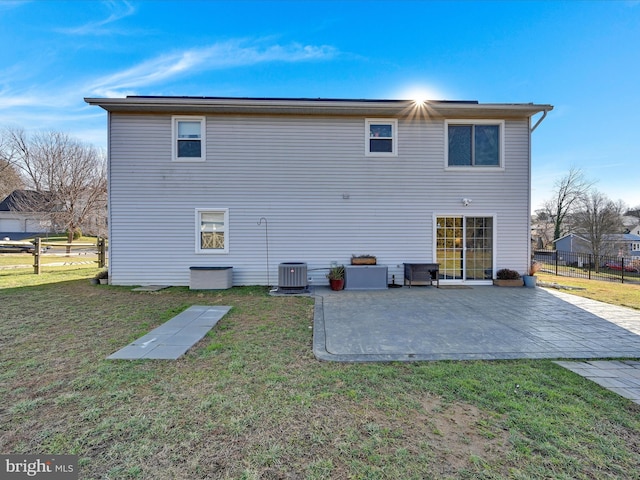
<box><xmin>537</xmin><ymin>272</ymin><xmax>640</xmax><ymax>310</ymax></box>
<box><xmin>1</xmin><ymin>267</ymin><xmax>639</xmax><ymax>479</ymax></box>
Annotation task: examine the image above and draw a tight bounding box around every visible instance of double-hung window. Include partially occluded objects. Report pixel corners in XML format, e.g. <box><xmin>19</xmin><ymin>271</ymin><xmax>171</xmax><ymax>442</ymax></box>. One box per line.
<box><xmin>173</xmin><ymin>116</ymin><xmax>205</xmax><ymax>161</ymax></box>
<box><xmin>365</xmin><ymin>119</ymin><xmax>397</xmax><ymax>156</ymax></box>
<box><xmin>446</xmin><ymin>120</ymin><xmax>503</xmax><ymax>168</ymax></box>
<box><xmin>196</xmin><ymin>208</ymin><xmax>229</xmax><ymax>253</ymax></box>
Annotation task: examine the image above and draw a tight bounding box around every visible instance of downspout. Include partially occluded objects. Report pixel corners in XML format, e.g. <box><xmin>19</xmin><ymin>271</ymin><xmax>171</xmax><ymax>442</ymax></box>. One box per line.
<box><xmin>530</xmin><ymin>109</ymin><xmax>549</xmax><ymax>133</ymax></box>
<box><xmin>527</xmin><ymin>108</ymin><xmax>550</xmax><ymax>272</ymax></box>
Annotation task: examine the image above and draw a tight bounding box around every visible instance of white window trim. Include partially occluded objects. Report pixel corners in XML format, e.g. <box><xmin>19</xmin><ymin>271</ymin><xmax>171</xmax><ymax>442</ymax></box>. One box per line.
<box><xmin>195</xmin><ymin>208</ymin><xmax>229</xmax><ymax>254</ymax></box>
<box><xmin>444</xmin><ymin>119</ymin><xmax>505</xmax><ymax>170</ymax></box>
<box><xmin>172</xmin><ymin>116</ymin><xmax>206</xmax><ymax>162</ymax></box>
<box><xmin>431</xmin><ymin>212</ymin><xmax>498</xmax><ymax>284</ymax></box>
<box><xmin>365</xmin><ymin>118</ymin><xmax>398</xmax><ymax>157</ymax></box>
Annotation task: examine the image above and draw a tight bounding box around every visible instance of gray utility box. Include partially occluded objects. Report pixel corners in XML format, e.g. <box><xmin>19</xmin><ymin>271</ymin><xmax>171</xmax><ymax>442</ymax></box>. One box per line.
<box><xmin>345</xmin><ymin>265</ymin><xmax>388</xmax><ymax>290</ymax></box>
<box><xmin>189</xmin><ymin>266</ymin><xmax>233</xmax><ymax>290</ymax></box>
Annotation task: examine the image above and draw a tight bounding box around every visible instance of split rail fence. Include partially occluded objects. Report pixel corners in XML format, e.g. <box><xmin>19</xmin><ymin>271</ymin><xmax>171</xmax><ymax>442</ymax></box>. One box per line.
<box><xmin>32</xmin><ymin>237</ymin><xmax>108</xmax><ymax>275</ymax></box>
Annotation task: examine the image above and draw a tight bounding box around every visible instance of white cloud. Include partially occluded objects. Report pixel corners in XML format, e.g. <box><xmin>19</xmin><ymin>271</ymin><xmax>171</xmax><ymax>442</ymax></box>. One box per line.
<box><xmin>0</xmin><ymin>93</ymin><xmax>40</xmax><ymax>109</ymax></box>
<box><xmin>0</xmin><ymin>0</ymin><xmax>30</xmax><ymax>12</ymax></box>
<box><xmin>57</xmin><ymin>0</ymin><xmax>136</xmax><ymax>35</ymax></box>
<box><xmin>88</xmin><ymin>40</ymin><xmax>338</xmax><ymax>97</ymax></box>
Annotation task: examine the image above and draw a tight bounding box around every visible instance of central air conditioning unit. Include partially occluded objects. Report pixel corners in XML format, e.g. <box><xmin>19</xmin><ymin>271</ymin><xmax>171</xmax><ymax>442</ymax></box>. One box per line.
<box><xmin>278</xmin><ymin>262</ymin><xmax>308</xmax><ymax>292</ymax></box>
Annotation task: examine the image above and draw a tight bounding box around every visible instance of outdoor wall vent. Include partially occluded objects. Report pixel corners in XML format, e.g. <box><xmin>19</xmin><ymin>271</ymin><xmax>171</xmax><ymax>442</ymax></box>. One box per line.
<box><xmin>278</xmin><ymin>262</ymin><xmax>308</xmax><ymax>291</ymax></box>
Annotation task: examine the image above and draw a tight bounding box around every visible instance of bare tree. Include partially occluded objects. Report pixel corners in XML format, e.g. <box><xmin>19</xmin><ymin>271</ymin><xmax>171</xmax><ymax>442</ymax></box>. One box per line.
<box><xmin>532</xmin><ymin>209</ymin><xmax>554</xmax><ymax>249</ymax></box>
<box><xmin>627</xmin><ymin>206</ymin><xmax>640</xmax><ymax>220</ymax></box>
<box><xmin>0</xmin><ymin>127</ymin><xmax>26</xmax><ymax>200</ymax></box>
<box><xmin>3</xmin><ymin>128</ymin><xmax>107</xmax><ymax>243</ymax></box>
<box><xmin>572</xmin><ymin>190</ymin><xmax>626</xmax><ymax>264</ymax></box>
<box><xmin>542</xmin><ymin>167</ymin><xmax>594</xmax><ymax>244</ymax></box>
<box><xmin>0</xmin><ymin>160</ymin><xmax>24</xmax><ymax>201</ymax></box>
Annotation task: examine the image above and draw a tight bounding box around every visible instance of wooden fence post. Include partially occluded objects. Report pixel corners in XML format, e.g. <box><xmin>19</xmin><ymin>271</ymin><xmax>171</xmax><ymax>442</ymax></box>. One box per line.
<box><xmin>33</xmin><ymin>238</ymin><xmax>41</xmax><ymax>275</ymax></box>
<box><xmin>97</xmin><ymin>237</ymin><xmax>106</xmax><ymax>268</ymax></box>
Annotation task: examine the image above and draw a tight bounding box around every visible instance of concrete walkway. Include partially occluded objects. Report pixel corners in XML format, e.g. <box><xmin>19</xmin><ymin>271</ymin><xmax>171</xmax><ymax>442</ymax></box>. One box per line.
<box><xmin>107</xmin><ymin>305</ymin><xmax>231</xmax><ymax>360</ymax></box>
<box><xmin>312</xmin><ymin>286</ymin><xmax>640</xmax><ymax>403</ymax></box>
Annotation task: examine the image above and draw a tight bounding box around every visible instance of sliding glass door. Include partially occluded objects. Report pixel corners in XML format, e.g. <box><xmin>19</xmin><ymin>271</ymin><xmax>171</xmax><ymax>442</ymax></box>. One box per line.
<box><xmin>436</xmin><ymin>216</ymin><xmax>493</xmax><ymax>281</ymax></box>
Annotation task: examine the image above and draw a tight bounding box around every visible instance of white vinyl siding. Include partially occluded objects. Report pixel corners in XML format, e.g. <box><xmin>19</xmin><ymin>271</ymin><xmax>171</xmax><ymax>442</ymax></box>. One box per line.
<box><xmin>108</xmin><ymin>113</ymin><xmax>531</xmax><ymax>286</ymax></box>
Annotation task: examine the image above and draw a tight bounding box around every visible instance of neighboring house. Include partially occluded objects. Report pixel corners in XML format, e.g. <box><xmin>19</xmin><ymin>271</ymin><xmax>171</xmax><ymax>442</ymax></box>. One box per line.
<box><xmin>85</xmin><ymin>96</ymin><xmax>553</xmax><ymax>286</ymax></box>
<box><xmin>0</xmin><ymin>190</ymin><xmax>50</xmax><ymax>237</ymax></box>
<box><xmin>553</xmin><ymin>233</ymin><xmax>640</xmax><ymax>257</ymax></box>
<box><xmin>625</xmin><ymin>233</ymin><xmax>640</xmax><ymax>257</ymax></box>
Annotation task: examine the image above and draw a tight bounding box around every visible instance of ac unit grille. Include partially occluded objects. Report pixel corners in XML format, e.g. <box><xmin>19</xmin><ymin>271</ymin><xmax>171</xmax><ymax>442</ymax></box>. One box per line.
<box><xmin>278</xmin><ymin>262</ymin><xmax>308</xmax><ymax>289</ymax></box>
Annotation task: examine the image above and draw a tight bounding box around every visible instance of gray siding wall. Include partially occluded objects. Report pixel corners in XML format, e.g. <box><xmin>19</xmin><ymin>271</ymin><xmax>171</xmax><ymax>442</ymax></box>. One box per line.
<box><xmin>108</xmin><ymin>113</ymin><xmax>531</xmax><ymax>286</ymax></box>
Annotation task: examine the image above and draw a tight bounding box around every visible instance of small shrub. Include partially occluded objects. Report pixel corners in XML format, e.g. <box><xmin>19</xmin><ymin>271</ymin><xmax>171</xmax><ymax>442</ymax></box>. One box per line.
<box><xmin>67</xmin><ymin>228</ymin><xmax>82</xmax><ymax>240</ymax></box>
<box><xmin>496</xmin><ymin>268</ymin><xmax>521</xmax><ymax>280</ymax></box>
<box><xmin>94</xmin><ymin>270</ymin><xmax>108</xmax><ymax>280</ymax></box>
<box><xmin>327</xmin><ymin>265</ymin><xmax>345</xmax><ymax>280</ymax></box>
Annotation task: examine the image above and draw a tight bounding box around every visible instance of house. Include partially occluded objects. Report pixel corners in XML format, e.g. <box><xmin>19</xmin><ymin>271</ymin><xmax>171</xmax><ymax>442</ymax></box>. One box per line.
<box><xmin>0</xmin><ymin>190</ymin><xmax>51</xmax><ymax>239</ymax></box>
<box><xmin>554</xmin><ymin>232</ymin><xmax>640</xmax><ymax>258</ymax></box>
<box><xmin>85</xmin><ymin>96</ymin><xmax>552</xmax><ymax>287</ymax></box>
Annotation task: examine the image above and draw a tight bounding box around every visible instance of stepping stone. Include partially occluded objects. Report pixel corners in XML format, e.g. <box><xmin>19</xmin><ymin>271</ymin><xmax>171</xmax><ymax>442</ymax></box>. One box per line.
<box><xmin>107</xmin><ymin>305</ymin><xmax>231</xmax><ymax>360</ymax></box>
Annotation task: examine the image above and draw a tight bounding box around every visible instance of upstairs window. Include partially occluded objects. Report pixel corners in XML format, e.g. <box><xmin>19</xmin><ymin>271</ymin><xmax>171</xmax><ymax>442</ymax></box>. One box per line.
<box><xmin>173</xmin><ymin>116</ymin><xmax>205</xmax><ymax>161</ymax></box>
<box><xmin>446</xmin><ymin>120</ymin><xmax>503</xmax><ymax>167</ymax></box>
<box><xmin>366</xmin><ymin>119</ymin><xmax>397</xmax><ymax>156</ymax></box>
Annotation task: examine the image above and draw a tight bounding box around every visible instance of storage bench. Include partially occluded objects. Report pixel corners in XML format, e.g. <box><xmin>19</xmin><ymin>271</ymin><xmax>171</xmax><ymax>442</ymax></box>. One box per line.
<box><xmin>403</xmin><ymin>263</ymin><xmax>440</xmax><ymax>288</ymax></box>
<box><xmin>345</xmin><ymin>265</ymin><xmax>388</xmax><ymax>290</ymax></box>
<box><xmin>189</xmin><ymin>266</ymin><xmax>233</xmax><ymax>290</ymax></box>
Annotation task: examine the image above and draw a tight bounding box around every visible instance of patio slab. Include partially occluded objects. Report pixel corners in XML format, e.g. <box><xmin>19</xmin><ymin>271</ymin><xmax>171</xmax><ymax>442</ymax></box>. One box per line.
<box><xmin>313</xmin><ymin>286</ymin><xmax>640</xmax><ymax>361</ymax></box>
<box><xmin>312</xmin><ymin>286</ymin><xmax>640</xmax><ymax>403</ymax></box>
<box><xmin>107</xmin><ymin>305</ymin><xmax>231</xmax><ymax>360</ymax></box>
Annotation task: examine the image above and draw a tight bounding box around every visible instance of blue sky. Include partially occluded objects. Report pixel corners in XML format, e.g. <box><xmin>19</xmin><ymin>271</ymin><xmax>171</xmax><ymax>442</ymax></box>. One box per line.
<box><xmin>1</xmin><ymin>0</ymin><xmax>639</xmax><ymax>212</ymax></box>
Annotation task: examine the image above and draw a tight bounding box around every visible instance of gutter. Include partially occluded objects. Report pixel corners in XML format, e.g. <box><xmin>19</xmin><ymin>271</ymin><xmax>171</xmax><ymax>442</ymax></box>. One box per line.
<box><xmin>85</xmin><ymin>96</ymin><xmax>553</xmax><ymax>119</ymax></box>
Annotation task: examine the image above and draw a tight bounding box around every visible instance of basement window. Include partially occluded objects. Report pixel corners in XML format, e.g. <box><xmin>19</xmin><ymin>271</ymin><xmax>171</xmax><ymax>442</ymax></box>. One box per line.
<box><xmin>196</xmin><ymin>208</ymin><xmax>229</xmax><ymax>254</ymax></box>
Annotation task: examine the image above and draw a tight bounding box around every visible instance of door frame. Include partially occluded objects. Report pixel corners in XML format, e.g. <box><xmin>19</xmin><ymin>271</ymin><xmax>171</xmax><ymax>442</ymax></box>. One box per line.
<box><xmin>432</xmin><ymin>213</ymin><xmax>497</xmax><ymax>285</ymax></box>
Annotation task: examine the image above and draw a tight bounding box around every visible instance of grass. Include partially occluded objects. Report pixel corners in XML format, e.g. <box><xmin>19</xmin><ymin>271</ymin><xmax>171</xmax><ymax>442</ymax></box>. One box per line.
<box><xmin>537</xmin><ymin>272</ymin><xmax>640</xmax><ymax>310</ymax></box>
<box><xmin>0</xmin><ymin>267</ymin><xmax>639</xmax><ymax>479</ymax></box>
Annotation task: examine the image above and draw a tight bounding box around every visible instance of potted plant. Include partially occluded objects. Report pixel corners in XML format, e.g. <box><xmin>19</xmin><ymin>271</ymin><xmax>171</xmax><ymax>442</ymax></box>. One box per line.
<box><xmin>351</xmin><ymin>254</ymin><xmax>376</xmax><ymax>265</ymax></box>
<box><xmin>493</xmin><ymin>268</ymin><xmax>523</xmax><ymax>287</ymax></box>
<box><xmin>523</xmin><ymin>261</ymin><xmax>541</xmax><ymax>288</ymax></box>
<box><xmin>327</xmin><ymin>265</ymin><xmax>345</xmax><ymax>291</ymax></box>
<box><xmin>95</xmin><ymin>269</ymin><xmax>109</xmax><ymax>285</ymax></box>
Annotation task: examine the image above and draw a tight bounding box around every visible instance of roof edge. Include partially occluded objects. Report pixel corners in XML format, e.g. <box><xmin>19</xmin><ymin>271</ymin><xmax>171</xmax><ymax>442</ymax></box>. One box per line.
<box><xmin>84</xmin><ymin>96</ymin><xmax>553</xmax><ymax>118</ymax></box>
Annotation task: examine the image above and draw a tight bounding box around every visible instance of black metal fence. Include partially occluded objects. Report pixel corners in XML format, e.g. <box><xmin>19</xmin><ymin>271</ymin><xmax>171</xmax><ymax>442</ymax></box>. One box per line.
<box><xmin>534</xmin><ymin>250</ymin><xmax>640</xmax><ymax>284</ymax></box>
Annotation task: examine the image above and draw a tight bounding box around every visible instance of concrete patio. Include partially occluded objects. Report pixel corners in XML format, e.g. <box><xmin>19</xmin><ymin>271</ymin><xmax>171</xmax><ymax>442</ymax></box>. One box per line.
<box><xmin>312</xmin><ymin>285</ymin><xmax>640</xmax><ymax>403</ymax></box>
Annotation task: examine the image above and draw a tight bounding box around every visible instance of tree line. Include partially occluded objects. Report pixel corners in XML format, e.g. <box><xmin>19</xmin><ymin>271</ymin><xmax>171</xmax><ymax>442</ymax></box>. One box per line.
<box><xmin>534</xmin><ymin>167</ymin><xmax>639</xmax><ymax>259</ymax></box>
<box><xmin>0</xmin><ymin>126</ymin><xmax>107</xmax><ymax>242</ymax></box>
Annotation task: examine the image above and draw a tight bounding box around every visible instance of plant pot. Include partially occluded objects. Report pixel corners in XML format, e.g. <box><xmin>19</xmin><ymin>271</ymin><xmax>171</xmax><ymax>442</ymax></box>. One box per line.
<box><xmin>493</xmin><ymin>279</ymin><xmax>524</xmax><ymax>287</ymax></box>
<box><xmin>329</xmin><ymin>278</ymin><xmax>345</xmax><ymax>291</ymax></box>
<box><xmin>99</xmin><ymin>278</ymin><xmax>108</xmax><ymax>285</ymax></box>
<box><xmin>351</xmin><ymin>257</ymin><xmax>376</xmax><ymax>265</ymax></box>
<box><xmin>523</xmin><ymin>275</ymin><xmax>537</xmax><ymax>288</ymax></box>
